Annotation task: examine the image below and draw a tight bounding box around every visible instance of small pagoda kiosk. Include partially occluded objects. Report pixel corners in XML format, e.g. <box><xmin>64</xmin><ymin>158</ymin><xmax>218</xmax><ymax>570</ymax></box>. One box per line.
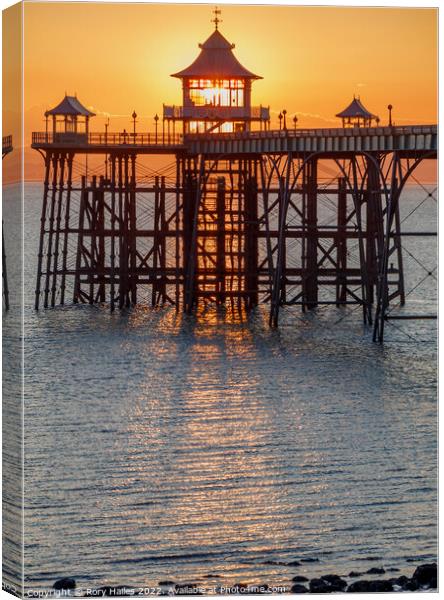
<box><xmin>336</xmin><ymin>96</ymin><xmax>378</xmax><ymax>128</ymax></box>
<box><xmin>46</xmin><ymin>95</ymin><xmax>95</xmax><ymax>141</ymax></box>
<box><xmin>163</xmin><ymin>10</ymin><xmax>269</xmax><ymax>134</ymax></box>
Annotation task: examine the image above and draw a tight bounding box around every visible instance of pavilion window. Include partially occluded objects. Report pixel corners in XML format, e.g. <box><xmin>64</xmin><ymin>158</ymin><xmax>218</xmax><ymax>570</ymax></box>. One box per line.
<box><xmin>188</xmin><ymin>79</ymin><xmax>245</xmax><ymax>107</ymax></box>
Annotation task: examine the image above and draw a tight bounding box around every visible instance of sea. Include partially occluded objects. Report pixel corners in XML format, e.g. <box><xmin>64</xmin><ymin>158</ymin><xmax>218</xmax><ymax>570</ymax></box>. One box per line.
<box><xmin>2</xmin><ymin>182</ymin><xmax>437</xmax><ymax>595</ymax></box>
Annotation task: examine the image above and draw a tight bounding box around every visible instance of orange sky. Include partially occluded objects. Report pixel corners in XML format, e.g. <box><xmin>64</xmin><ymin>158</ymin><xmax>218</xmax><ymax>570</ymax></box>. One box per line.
<box><xmin>2</xmin><ymin>2</ymin><xmax>438</xmax><ymax>181</ymax></box>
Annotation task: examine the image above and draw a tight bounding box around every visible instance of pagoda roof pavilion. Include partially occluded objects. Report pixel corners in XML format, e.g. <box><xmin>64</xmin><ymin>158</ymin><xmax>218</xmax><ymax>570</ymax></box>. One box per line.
<box><xmin>336</xmin><ymin>97</ymin><xmax>377</xmax><ymax>120</ymax></box>
<box><xmin>171</xmin><ymin>29</ymin><xmax>261</xmax><ymax>80</ymax></box>
<box><xmin>46</xmin><ymin>95</ymin><xmax>95</xmax><ymax>117</ymax></box>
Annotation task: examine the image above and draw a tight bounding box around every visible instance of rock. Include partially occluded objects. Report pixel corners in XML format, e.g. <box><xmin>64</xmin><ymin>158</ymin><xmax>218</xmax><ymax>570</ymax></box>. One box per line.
<box><xmin>309</xmin><ymin>575</ymin><xmax>347</xmax><ymax>593</ymax></box>
<box><xmin>287</xmin><ymin>560</ymin><xmax>302</xmax><ymax>566</ymax></box>
<box><xmin>159</xmin><ymin>581</ymin><xmax>175</xmax><ymax>586</ymax></box>
<box><xmin>366</xmin><ymin>581</ymin><xmax>393</xmax><ymax>593</ymax></box>
<box><xmin>292</xmin><ymin>576</ymin><xmax>309</xmax><ymax>583</ymax></box>
<box><xmin>53</xmin><ymin>578</ymin><xmax>76</xmax><ymax>591</ymax></box>
<box><xmin>290</xmin><ymin>584</ymin><xmax>308</xmax><ymax>593</ymax></box>
<box><xmin>347</xmin><ymin>580</ymin><xmax>393</xmax><ymax>593</ymax></box>
<box><xmin>391</xmin><ymin>575</ymin><xmax>410</xmax><ymax>589</ymax></box>
<box><xmin>386</xmin><ymin>567</ymin><xmax>400</xmax><ymax>572</ymax></box>
<box><xmin>309</xmin><ymin>578</ymin><xmax>333</xmax><ymax>593</ymax></box>
<box><xmin>403</xmin><ymin>579</ymin><xmax>420</xmax><ymax>591</ymax></box>
<box><xmin>366</xmin><ymin>567</ymin><xmax>385</xmax><ymax>575</ymax></box>
<box><xmin>348</xmin><ymin>571</ymin><xmax>363</xmax><ymax>578</ymax></box>
<box><xmin>412</xmin><ymin>563</ymin><xmax>437</xmax><ymax>588</ymax></box>
<box><xmin>347</xmin><ymin>580</ymin><xmax>371</xmax><ymax>593</ymax></box>
<box><xmin>321</xmin><ymin>575</ymin><xmax>347</xmax><ymax>591</ymax></box>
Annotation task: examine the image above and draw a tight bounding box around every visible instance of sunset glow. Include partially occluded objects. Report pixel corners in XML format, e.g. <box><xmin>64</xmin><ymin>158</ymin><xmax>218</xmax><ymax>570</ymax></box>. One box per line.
<box><xmin>3</xmin><ymin>2</ymin><xmax>438</xmax><ymax>181</ymax></box>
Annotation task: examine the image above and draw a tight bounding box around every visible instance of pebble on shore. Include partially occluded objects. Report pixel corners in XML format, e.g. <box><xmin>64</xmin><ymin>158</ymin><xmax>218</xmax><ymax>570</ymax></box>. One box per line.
<box><xmin>51</xmin><ymin>561</ymin><xmax>438</xmax><ymax>596</ymax></box>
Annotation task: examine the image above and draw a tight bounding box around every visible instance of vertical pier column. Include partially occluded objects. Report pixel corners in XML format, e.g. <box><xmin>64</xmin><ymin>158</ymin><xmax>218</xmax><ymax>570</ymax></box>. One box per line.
<box><xmin>43</xmin><ymin>152</ymin><xmax>59</xmax><ymax>308</ymax></box>
<box><xmin>50</xmin><ymin>152</ymin><xmax>66</xmax><ymax>307</ymax></box>
<box><xmin>110</xmin><ymin>154</ymin><xmax>117</xmax><ymax>311</ymax></box>
<box><xmin>373</xmin><ymin>173</ymin><xmax>400</xmax><ymax>342</ymax></box>
<box><xmin>336</xmin><ymin>176</ymin><xmax>347</xmax><ymax>305</ymax></box>
<box><xmin>96</xmin><ymin>176</ymin><xmax>106</xmax><ymax>303</ymax></box>
<box><xmin>35</xmin><ymin>153</ymin><xmax>51</xmax><ymax>309</ymax></box>
<box><xmin>216</xmin><ymin>176</ymin><xmax>226</xmax><ymax>305</ymax></box>
<box><xmin>152</xmin><ymin>175</ymin><xmax>167</xmax><ymax>307</ymax></box>
<box><xmin>245</xmin><ymin>171</ymin><xmax>259</xmax><ymax>310</ymax></box>
<box><xmin>183</xmin><ymin>166</ymin><xmax>198</xmax><ymax>313</ymax></box>
<box><xmin>304</xmin><ymin>157</ymin><xmax>318</xmax><ymax>309</ymax></box>
<box><xmin>73</xmin><ymin>175</ymin><xmax>88</xmax><ymax>303</ymax></box>
<box><xmin>152</xmin><ymin>176</ymin><xmax>160</xmax><ymax>306</ymax></box>
<box><xmin>60</xmin><ymin>153</ymin><xmax>74</xmax><ymax>305</ymax></box>
<box><xmin>365</xmin><ymin>159</ymin><xmax>383</xmax><ymax>307</ymax></box>
<box><xmin>129</xmin><ymin>155</ymin><xmax>138</xmax><ymax>305</ymax></box>
<box><xmin>277</xmin><ymin>176</ymin><xmax>287</xmax><ymax>305</ymax></box>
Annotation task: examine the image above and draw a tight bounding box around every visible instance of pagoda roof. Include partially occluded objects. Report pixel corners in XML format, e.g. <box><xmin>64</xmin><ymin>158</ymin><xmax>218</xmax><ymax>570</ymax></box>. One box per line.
<box><xmin>336</xmin><ymin>97</ymin><xmax>377</xmax><ymax>119</ymax></box>
<box><xmin>46</xmin><ymin>95</ymin><xmax>95</xmax><ymax>117</ymax></box>
<box><xmin>171</xmin><ymin>29</ymin><xmax>261</xmax><ymax>80</ymax></box>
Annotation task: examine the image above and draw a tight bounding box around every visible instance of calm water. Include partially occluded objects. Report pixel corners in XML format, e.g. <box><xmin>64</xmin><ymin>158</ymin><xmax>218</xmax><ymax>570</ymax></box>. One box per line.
<box><xmin>3</xmin><ymin>183</ymin><xmax>437</xmax><ymax>595</ymax></box>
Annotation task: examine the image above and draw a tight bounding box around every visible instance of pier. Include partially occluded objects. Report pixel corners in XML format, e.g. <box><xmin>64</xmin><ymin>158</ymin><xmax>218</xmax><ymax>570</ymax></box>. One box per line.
<box><xmin>30</xmin><ymin>20</ymin><xmax>437</xmax><ymax>342</ymax></box>
<box><xmin>2</xmin><ymin>134</ymin><xmax>13</xmax><ymax>310</ymax></box>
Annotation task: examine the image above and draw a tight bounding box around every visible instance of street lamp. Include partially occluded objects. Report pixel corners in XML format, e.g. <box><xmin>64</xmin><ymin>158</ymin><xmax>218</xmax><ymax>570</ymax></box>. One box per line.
<box><xmin>154</xmin><ymin>114</ymin><xmax>159</xmax><ymax>144</ymax></box>
<box><xmin>387</xmin><ymin>104</ymin><xmax>393</xmax><ymax>127</ymax></box>
<box><xmin>104</xmin><ymin>117</ymin><xmax>110</xmax><ymax>179</ymax></box>
<box><xmin>293</xmin><ymin>115</ymin><xmax>298</xmax><ymax>131</ymax></box>
<box><xmin>44</xmin><ymin>111</ymin><xmax>49</xmax><ymax>141</ymax></box>
<box><xmin>282</xmin><ymin>109</ymin><xmax>287</xmax><ymax>131</ymax></box>
<box><xmin>132</xmin><ymin>110</ymin><xmax>137</xmax><ymax>141</ymax></box>
<box><xmin>278</xmin><ymin>112</ymin><xmax>283</xmax><ymax>130</ymax></box>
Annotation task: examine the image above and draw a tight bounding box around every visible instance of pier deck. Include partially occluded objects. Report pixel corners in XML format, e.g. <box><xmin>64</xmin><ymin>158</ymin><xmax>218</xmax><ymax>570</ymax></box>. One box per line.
<box><xmin>31</xmin><ymin>125</ymin><xmax>437</xmax><ymax>157</ymax></box>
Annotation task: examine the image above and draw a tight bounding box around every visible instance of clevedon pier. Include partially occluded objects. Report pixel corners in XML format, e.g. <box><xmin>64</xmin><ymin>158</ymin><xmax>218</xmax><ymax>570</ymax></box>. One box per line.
<box><xmin>31</xmin><ymin>14</ymin><xmax>437</xmax><ymax>342</ymax></box>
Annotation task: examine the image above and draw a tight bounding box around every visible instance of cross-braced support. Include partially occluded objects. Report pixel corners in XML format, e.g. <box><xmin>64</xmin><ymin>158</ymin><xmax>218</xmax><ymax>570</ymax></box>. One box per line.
<box><xmin>32</xmin><ymin>145</ymin><xmax>435</xmax><ymax>342</ymax></box>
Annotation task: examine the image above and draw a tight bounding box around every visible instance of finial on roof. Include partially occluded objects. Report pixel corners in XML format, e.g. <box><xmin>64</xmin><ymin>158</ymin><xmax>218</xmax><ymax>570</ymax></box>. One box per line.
<box><xmin>212</xmin><ymin>6</ymin><xmax>222</xmax><ymax>30</ymax></box>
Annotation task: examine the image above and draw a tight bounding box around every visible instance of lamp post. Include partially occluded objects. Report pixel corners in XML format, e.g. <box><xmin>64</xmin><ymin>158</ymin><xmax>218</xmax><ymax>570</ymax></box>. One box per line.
<box><xmin>105</xmin><ymin>117</ymin><xmax>109</xmax><ymax>143</ymax></box>
<box><xmin>387</xmin><ymin>104</ymin><xmax>393</xmax><ymax>127</ymax></box>
<box><xmin>278</xmin><ymin>112</ymin><xmax>283</xmax><ymax>130</ymax></box>
<box><xmin>105</xmin><ymin>117</ymin><xmax>110</xmax><ymax>179</ymax></box>
<box><xmin>132</xmin><ymin>110</ymin><xmax>137</xmax><ymax>142</ymax></box>
<box><xmin>293</xmin><ymin>115</ymin><xmax>298</xmax><ymax>131</ymax></box>
<box><xmin>44</xmin><ymin>111</ymin><xmax>49</xmax><ymax>142</ymax></box>
<box><xmin>282</xmin><ymin>109</ymin><xmax>287</xmax><ymax>131</ymax></box>
<box><xmin>154</xmin><ymin>114</ymin><xmax>159</xmax><ymax>144</ymax></box>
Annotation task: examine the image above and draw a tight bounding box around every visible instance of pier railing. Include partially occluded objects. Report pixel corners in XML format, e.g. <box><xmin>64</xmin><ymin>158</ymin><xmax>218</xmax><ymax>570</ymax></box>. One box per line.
<box><xmin>2</xmin><ymin>135</ymin><xmax>13</xmax><ymax>154</ymax></box>
<box><xmin>186</xmin><ymin>124</ymin><xmax>437</xmax><ymax>141</ymax></box>
<box><xmin>31</xmin><ymin>131</ymin><xmax>184</xmax><ymax>147</ymax></box>
<box><xmin>31</xmin><ymin>124</ymin><xmax>437</xmax><ymax>150</ymax></box>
